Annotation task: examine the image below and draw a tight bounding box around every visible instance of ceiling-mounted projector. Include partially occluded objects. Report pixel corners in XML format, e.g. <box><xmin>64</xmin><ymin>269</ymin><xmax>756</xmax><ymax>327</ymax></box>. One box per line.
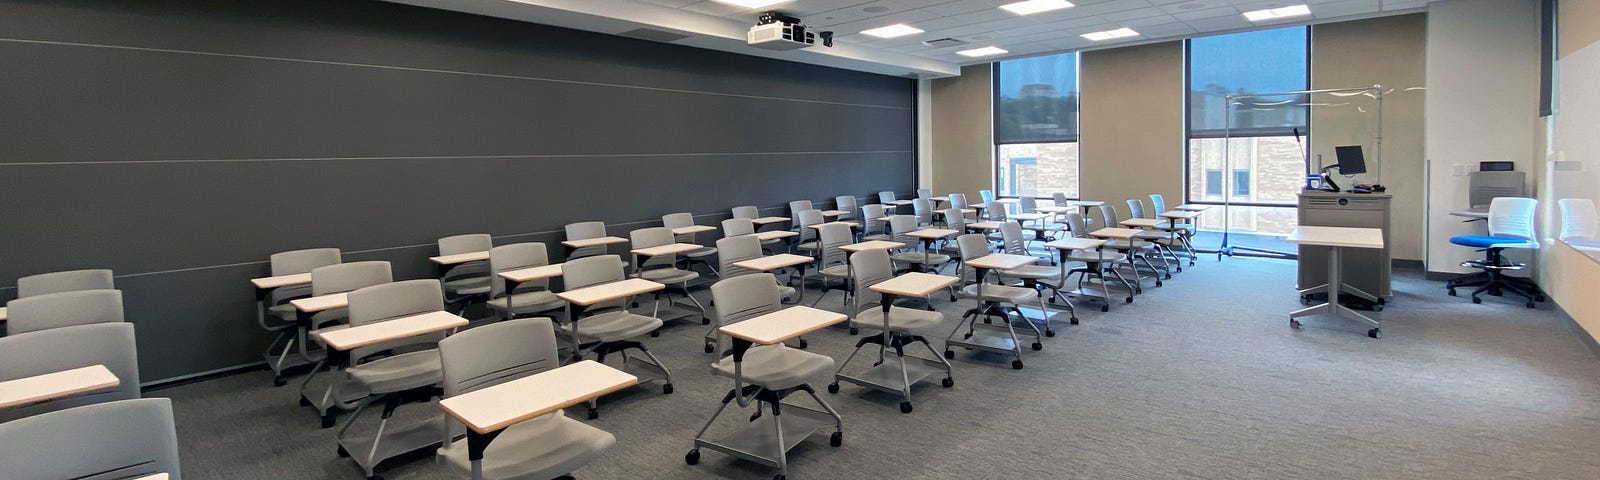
<box><xmin>748</xmin><ymin>11</ymin><xmax>832</xmax><ymax>50</ymax></box>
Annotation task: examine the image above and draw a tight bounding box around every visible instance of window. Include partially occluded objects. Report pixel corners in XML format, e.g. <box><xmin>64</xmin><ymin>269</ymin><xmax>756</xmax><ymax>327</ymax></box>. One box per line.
<box><xmin>1185</xmin><ymin>27</ymin><xmax>1309</xmax><ymax>239</ymax></box>
<box><xmin>994</xmin><ymin>52</ymin><xmax>1079</xmax><ymax>199</ymax></box>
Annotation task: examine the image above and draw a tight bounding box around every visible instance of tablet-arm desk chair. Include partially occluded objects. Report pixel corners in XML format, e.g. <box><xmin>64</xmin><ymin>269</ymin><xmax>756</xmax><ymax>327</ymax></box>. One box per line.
<box><xmin>997</xmin><ymin>222</ymin><xmax>1076</xmax><ymax>332</ymax></box>
<box><xmin>888</xmin><ymin>215</ymin><xmax>950</xmax><ymax>274</ymax></box>
<box><xmin>706</xmin><ymin>273</ymin><xmax>786</xmax><ymax>356</ymax></box>
<box><xmin>725</xmin><ymin>217</ymin><xmax>788</xmax><ymax>253</ymax></box>
<box><xmin>663</xmin><ymin>212</ymin><xmax>719</xmax><ymax>275</ymax></box>
<box><xmin>1098</xmin><ymin>204</ymin><xmax>1166</xmax><ymax>286</ymax></box>
<box><xmin>834</xmin><ymin>195</ymin><xmax>859</xmax><ymax>221</ymax></box>
<box><xmin>263</xmin><ymin>248</ymin><xmax>341</xmax><ymax>384</ymax></box>
<box><xmin>878</xmin><ymin>191</ymin><xmax>897</xmax><ymax>205</ymax></box>
<box><xmin>561</xmin><ymin>255</ymin><xmax>672</xmax><ymax>418</ymax></box>
<box><xmin>1062</xmin><ymin>212</ymin><xmax>1135</xmax><ymax>308</ymax></box>
<box><xmin>832</xmin><ymin>249</ymin><xmax>954</xmax><ymax>413</ymax></box>
<box><xmin>563</xmin><ymin>222</ymin><xmax>611</xmax><ymax>261</ymax></box>
<box><xmin>812</xmin><ymin>223</ymin><xmax>856</xmax><ymax>311</ymax></box>
<box><xmin>1446</xmin><ymin>197</ymin><xmax>1544</xmax><ymax>308</ymax></box>
<box><xmin>0</xmin><ymin>398</ymin><xmax>180</xmax><ymax>480</ymax></box>
<box><xmin>16</xmin><ymin>269</ymin><xmax>114</xmax><ymax>298</ymax></box>
<box><xmin>788</xmin><ymin>200</ymin><xmax>814</xmax><ymax>231</ymax></box>
<box><xmin>716</xmin><ymin>235</ymin><xmax>798</xmax><ymax>302</ymax></box>
<box><xmin>438</xmin><ymin>234</ymin><xmax>494</xmax><ymax>313</ymax></box>
<box><xmin>1558</xmin><ymin>198</ymin><xmax>1598</xmax><ymax>243</ymax></box>
<box><xmin>5</xmin><ymin>289</ymin><xmax>123</xmax><ymax>335</ymax></box>
<box><xmin>437</xmin><ymin>318</ymin><xmax>615</xmax><ymax>480</ymax></box>
<box><xmin>912</xmin><ymin>198</ymin><xmax>935</xmax><ymax>227</ymax></box>
<box><xmin>949</xmin><ymin>234</ymin><xmax>1045</xmax><ymax>370</ymax></box>
<box><xmin>334</xmin><ymin>279</ymin><xmax>451</xmax><ymax>479</ymax></box>
<box><xmin>630</xmin><ymin>227</ymin><xmax>707</xmax><ymax>324</ymax></box>
<box><xmin>486</xmin><ymin>243</ymin><xmax>564</xmax><ymax>321</ymax></box>
<box><xmin>300</xmin><ymin>261</ymin><xmax>393</xmax><ymax>423</ymax></box>
<box><xmin>0</xmin><ymin>323</ymin><xmax>141</xmax><ymax>423</ymax></box>
<box><xmin>794</xmin><ymin>209</ymin><xmax>825</xmax><ymax>254</ymax></box>
<box><xmin>980</xmin><ymin>189</ymin><xmax>996</xmax><ymax>205</ymax></box>
<box><xmin>861</xmin><ymin>204</ymin><xmax>892</xmax><ymax>241</ymax></box>
<box><xmin>1125</xmin><ymin>199</ymin><xmax>1182</xmax><ymax>272</ymax></box>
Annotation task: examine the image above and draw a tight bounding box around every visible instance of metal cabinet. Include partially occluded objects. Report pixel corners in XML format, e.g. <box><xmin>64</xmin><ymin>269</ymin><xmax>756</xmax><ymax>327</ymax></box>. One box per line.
<box><xmin>1297</xmin><ymin>191</ymin><xmax>1392</xmax><ymax>298</ymax></box>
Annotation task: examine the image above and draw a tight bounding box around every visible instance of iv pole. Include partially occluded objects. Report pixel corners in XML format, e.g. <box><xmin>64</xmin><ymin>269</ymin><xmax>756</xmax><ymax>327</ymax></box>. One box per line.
<box><xmin>1217</xmin><ymin>85</ymin><xmax>1384</xmax><ymax>260</ymax></box>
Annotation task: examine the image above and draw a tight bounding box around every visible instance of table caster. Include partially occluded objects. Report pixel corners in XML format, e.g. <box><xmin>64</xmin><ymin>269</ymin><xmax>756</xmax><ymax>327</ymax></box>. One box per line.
<box><xmin>797</xmin><ymin>338</ymin><xmax>808</xmax><ymax>349</ymax></box>
<box><xmin>1526</xmin><ymin>302</ymin><xmax>1536</xmax><ymax>309</ymax></box>
<box><xmin>830</xmin><ymin>431</ymin><xmax>843</xmax><ymax>447</ymax></box>
<box><xmin>1069</xmin><ymin>317</ymin><xmax>1079</xmax><ymax>325</ymax></box>
<box><xmin>899</xmin><ymin>401</ymin><xmax>913</xmax><ymax>414</ymax></box>
<box><xmin>827</xmin><ymin>383</ymin><xmax>839</xmax><ymax>394</ymax></box>
<box><xmin>943</xmin><ymin>350</ymin><xmax>955</xmax><ymax>359</ymax></box>
<box><xmin>1031</xmin><ymin>342</ymin><xmax>1042</xmax><ymax>351</ymax></box>
<box><xmin>662</xmin><ymin>383</ymin><xmax>674</xmax><ymax>394</ymax></box>
<box><xmin>1471</xmin><ymin>296</ymin><xmax>1481</xmax><ymax>304</ymax></box>
<box><xmin>1447</xmin><ymin>287</ymin><xmax>1456</xmax><ymax>296</ymax></box>
<box><xmin>849</xmin><ymin>327</ymin><xmax>858</xmax><ymax>335</ymax></box>
<box><xmin>685</xmin><ymin>449</ymin><xmax>700</xmax><ymax>465</ymax></box>
<box><xmin>1155</xmin><ymin>281</ymin><xmax>1164</xmax><ymax>287</ymax></box>
<box><xmin>1367</xmin><ymin>328</ymin><xmax>1382</xmax><ymax>339</ymax></box>
<box><xmin>1289</xmin><ymin>319</ymin><xmax>1301</xmax><ymax>330</ymax></box>
<box><xmin>274</xmin><ymin>377</ymin><xmax>287</xmax><ymax>387</ymax></box>
<box><xmin>1101</xmin><ymin>305</ymin><xmax>1110</xmax><ymax>312</ymax></box>
<box><xmin>587</xmin><ymin>408</ymin><xmax>600</xmax><ymax>420</ymax></box>
<box><xmin>1045</xmin><ymin>329</ymin><xmax>1056</xmax><ymax>337</ymax></box>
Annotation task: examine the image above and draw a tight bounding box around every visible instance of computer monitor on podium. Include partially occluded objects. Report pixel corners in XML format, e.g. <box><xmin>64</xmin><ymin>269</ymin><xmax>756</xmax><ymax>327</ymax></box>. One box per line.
<box><xmin>1334</xmin><ymin>145</ymin><xmax>1367</xmax><ymax>175</ymax></box>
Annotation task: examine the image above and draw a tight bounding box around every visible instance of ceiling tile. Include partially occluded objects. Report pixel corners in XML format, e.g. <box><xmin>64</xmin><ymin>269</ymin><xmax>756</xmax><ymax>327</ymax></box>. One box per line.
<box><xmin>641</xmin><ymin>0</ymin><xmax>700</xmax><ymax>7</ymax></box>
<box><xmin>1099</xmin><ymin>6</ymin><xmax>1169</xmax><ymax>21</ymax></box>
<box><xmin>1171</xmin><ymin>6</ymin><xmax>1240</xmax><ymax>20</ymax></box>
<box><xmin>1181</xmin><ymin>13</ymin><xmax>1253</xmax><ymax>30</ymax></box>
<box><xmin>920</xmin><ymin>0</ymin><xmax>997</xmax><ymax>16</ymax></box>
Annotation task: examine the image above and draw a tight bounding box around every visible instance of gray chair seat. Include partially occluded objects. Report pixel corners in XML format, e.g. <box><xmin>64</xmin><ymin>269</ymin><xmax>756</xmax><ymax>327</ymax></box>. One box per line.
<box><xmin>440</xmin><ymin>413</ymin><xmax>615</xmax><ymax>480</ymax></box>
<box><xmin>796</xmin><ymin>241</ymin><xmax>820</xmax><ymax>251</ymax></box>
<box><xmin>1133</xmin><ymin>231</ymin><xmax>1167</xmax><ymax>241</ymax></box>
<box><xmin>346</xmin><ymin>350</ymin><xmax>442</xmax><ymax>394</ymax></box>
<box><xmin>562</xmin><ymin>311</ymin><xmax>662</xmax><ymax>343</ymax></box>
<box><xmin>711</xmin><ymin>345</ymin><xmax>834</xmax><ymax>391</ymax></box>
<box><xmin>1106</xmin><ymin>240</ymin><xmax>1154</xmax><ymax>251</ymax></box>
<box><xmin>444</xmin><ymin>276</ymin><xmax>491</xmax><ymax>296</ymax></box>
<box><xmin>1067</xmin><ymin>251</ymin><xmax>1128</xmax><ymax>263</ymax></box>
<box><xmin>960</xmin><ymin>284</ymin><xmax>1040</xmax><ymax>304</ymax></box>
<box><xmin>890</xmin><ymin>252</ymin><xmax>951</xmax><ymax>265</ymax></box>
<box><xmin>1028</xmin><ymin>223</ymin><xmax>1068</xmax><ymax>232</ymax></box>
<box><xmin>851</xmin><ymin>306</ymin><xmax>942</xmax><ymax>332</ymax></box>
<box><xmin>778</xmin><ymin>285</ymin><xmax>797</xmax><ymax>301</ymax></box>
<box><xmin>819</xmin><ymin>265</ymin><xmax>850</xmax><ymax>279</ymax></box>
<box><xmin>638</xmin><ymin>268</ymin><xmax>698</xmax><ymax>284</ymax></box>
<box><xmin>268</xmin><ymin>303</ymin><xmax>298</xmax><ymax>320</ymax></box>
<box><xmin>1002</xmin><ymin>265</ymin><xmax>1060</xmax><ymax>280</ymax></box>
<box><xmin>486</xmin><ymin>291</ymin><xmax>564</xmax><ymax>315</ymax></box>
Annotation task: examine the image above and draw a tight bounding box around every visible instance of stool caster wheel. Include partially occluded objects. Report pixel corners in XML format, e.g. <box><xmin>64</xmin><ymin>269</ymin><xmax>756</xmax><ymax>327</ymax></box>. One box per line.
<box><xmin>849</xmin><ymin>328</ymin><xmax>859</xmax><ymax>335</ymax></box>
<box><xmin>1031</xmin><ymin>342</ymin><xmax>1042</xmax><ymax>351</ymax></box>
<box><xmin>797</xmin><ymin>339</ymin><xmax>808</xmax><ymax>349</ymax></box>
<box><xmin>1045</xmin><ymin>329</ymin><xmax>1056</xmax><ymax>337</ymax></box>
<box><xmin>587</xmin><ymin>409</ymin><xmax>600</xmax><ymax>420</ymax></box>
<box><xmin>1447</xmin><ymin>288</ymin><xmax>1456</xmax><ymax>296</ymax></box>
<box><xmin>1471</xmin><ymin>296</ymin><xmax>1482</xmax><ymax>304</ymax></box>
<box><xmin>1101</xmin><ymin>305</ymin><xmax>1110</xmax><ymax>312</ymax></box>
<box><xmin>663</xmin><ymin>383</ymin><xmax>674</xmax><ymax>394</ymax></box>
<box><xmin>1289</xmin><ymin>319</ymin><xmax>1301</xmax><ymax>330</ymax></box>
<box><xmin>942</xmin><ymin>377</ymin><xmax>954</xmax><ymax>388</ymax></box>
<box><xmin>300</xmin><ymin>397</ymin><xmax>311</xmax><ymax>407</ymax></box>
<box><xmin>1069</xmin><ymin>317</ymin><xmax>1079</xmax><ymax>325</ymax></box>
<box><xmin>1526</xmin><ymin>302</ymin><xmax>1536</xmax><ymax>309</ymax></box>
<box><xmin>899</xmin><ymin>401</ymin><xmax>913</xmax><ymax>414</ymax></box>
<box><xmin>827</xmin><ymin>383</ymin><xmax>839</xmax><ymax>394</ymax></box>
<box><xmin>685</xmin><ymin>449</ymin><xmax>700</xmax><ymax>465</ymax></box>
<box><xmin>274</xmin><ymin>377</ymin><xmax>287</xmax><ymax>387</ymax></box>
<box><xmin>1368</xmin><ymin>328</ymin><xmax>1382</xmax><ymax>339</ymax></box>
<box><xmin>1011</xmin><ymin>360</ymin><xmax>1024</xmax><ymax>370</ymax></box>
<box><xmin>944</xmin><ymin>350</ymin><xmax>955</xmax><ymax>360</ymax></box>
<box><xmin>337</xmin><ymin>446</ymin><xmax>349</xmax><ymax>458</ymax></box>
<box><xmin>830</xmin><ymin>431</ymin><xmax>843</xmax><ymax>447</ymax></box>
<box><xmin>704</xmin><ymin>343</ymin><xmax>715</xmax><ymax>353</ymax></box>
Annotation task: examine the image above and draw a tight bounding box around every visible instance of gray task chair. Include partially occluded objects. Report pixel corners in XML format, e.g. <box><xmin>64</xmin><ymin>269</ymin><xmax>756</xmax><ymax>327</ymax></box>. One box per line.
<box><xmin>0</xmin><ymin>323</ymin><xmax>141</xmax><ymax>423</ymax></box>
<box><xmin>438</xmin><ymin>234</ymin><xmax>494</xmax><ymax>311</ymax></box>
<box><xmin>835</xmin><ymin>195</ymin><xmax>859</xmax><ymax>221</ymax></box>
<box><xmin>5</xmin><ymin>289</ymin><xmax>123</xmax><ymax>335</ymax></box>
<box><xmin>688</xmin><ymin>274</ymin><xmax>844</xmax><ymax>479</ymax></box>
<box><xmin>1098</xmin><ymin>204</ymin><xmax>1167</xmax><ymax>287</ymax></box>
<box><xmin>712</xmin><ymin>236</ymin><xmax>798</xmax><ymax>353</ymax></box>
<box><xmin>486</xmin><ymin>243</ymin><xmax>565</xmax><ymax>321</ymax></box>
<box><xmin>262</xmin><ymin>248</ymin><xmax>341</xmax><ymax>385</ymax></box>
<box><xmin>794</xmin><ymin>209</ymin><xmax>825</xmax><ymax>255</ymax></box>
<box><xmin>0</xmin><ymin>398</ymin><xmax>181</xmax><ymax>480</ymax></box>
<box><xmin>861</xmin><ymin>204</ymin><xmax>892</xmax><ymax>241</ymax></box>
<box><xmin>888</xmin><ymin>215</ymin><xmax>951</xmax><ymax>273</ymax></box>
<box><xmin>830</xmin><ymin>248</ymin><xmax>955</xmax><ymax>413</ymax></box>
<box><xmin>299</xmin><ymin>261</ymin><xmax>394</xmax><ymax>424</ymax></box>
<box><xmin>16</xmin><ymin>269</ymin><xmax>114</xmax><ymax>298</ymax></box>
<box><xmin>1126</xmin><ymin>199</ymin><xmax>1183</xmax><ymax>273</ymax></box>
<box><xmin>788</xmin><ymin>200</ymin><xmax>815</xmax><ymax>229</ymax></box>
<box><xmin>332</xmin><ymin>279</ymin><xmax>451</xmax><ymax>478</ymax></box>
<box><xmin>731</xmin><ymin>205</ymin><xmax>760</xmax><ymax>220</ymax></box>
<box><xmin>564</xmin><ymin>221</ymin><xmax>613</xmax><ymax>260</ymax></box>
<box><xmin>704</xmin><ymin>273</ymin><xmax>804</xmax><ymax>356</ymax></box>
<box><xmin>723</xmin><ymin>217</ymin><xmax>786</xmax><ymax>253</ymax></box>
<box><xmin>561</xmin><ymin>255</ymin><xmax>673</xmax><ymax>418</ymax></box>
<box><xmin>438</xmin><ymin>318</ymin><xmax>615</xmax><ymax>480</ymax></box>
<box><xmin>811</xmin><ymin>223</ymin><xmax>856</xmax><ymax>311</ymax></box>
<box><xmin>1061</xmin><ymin>212</ymin><xmax>1136</xmax><ymax>310</ymax></box>
<box><xmin>662</xmin><ymin>212</ymin><xmax>719</xmax><ymax>275</ymax></box>
<box><xmin>630</xmin><ymin>227</ymin><xmax>707</xmax><ymax>325</ymax></box>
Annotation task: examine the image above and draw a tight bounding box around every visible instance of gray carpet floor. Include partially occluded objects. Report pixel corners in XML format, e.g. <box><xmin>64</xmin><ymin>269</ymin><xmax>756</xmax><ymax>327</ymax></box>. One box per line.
<box><xmin>152</xmin><ymin>256</ymin><xmax>1600</xmax><ymax>479</ymax></box>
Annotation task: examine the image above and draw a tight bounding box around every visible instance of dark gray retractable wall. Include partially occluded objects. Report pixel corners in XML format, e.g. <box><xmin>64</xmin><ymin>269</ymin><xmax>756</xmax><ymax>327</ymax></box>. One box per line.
<box><xmin>0</xmin><ymin>0</ymin><xmax>915</xmax><ymax>381</ymax></box>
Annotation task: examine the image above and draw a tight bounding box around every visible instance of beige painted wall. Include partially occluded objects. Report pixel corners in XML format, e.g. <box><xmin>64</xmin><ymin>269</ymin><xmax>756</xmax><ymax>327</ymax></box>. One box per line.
<box><xmin>1311</xmin><ymin>14</ymin><xmax>1428</xmax><ymax>261</ymax></box>
<box><xmin>1543</xmin><ymin>0</ymin><xmax>1600</xmax><ymax>342</ymax></box>
<box><xmin>1559</xmin><ymin>0</ymin><xmax>1600</xmax><ymax>58</ymax></box>
<box><xmin>1078</xmin><ymin>42</ymin><xmax>1185</xmax><ymax>214</ymax></box>
<box><xmin>930</xmin><ymin>63</ymin><xmax>992</xmax><ymax>203</ymax></box>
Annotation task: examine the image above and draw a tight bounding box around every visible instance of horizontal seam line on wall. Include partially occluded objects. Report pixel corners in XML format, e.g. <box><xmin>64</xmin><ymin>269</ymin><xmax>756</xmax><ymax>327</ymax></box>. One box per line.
<box><xmin>0</xmin><ymin>38</ymin><xmax>915</xmax><ymax>111</ymax></box>
<box><xmin>0</xmin><ymin>197</ymin><xmax>886</xmax><ymax>289</ymax></box>
<box><xmin>0</xmin><ymin>150</ymin><xmax>915</xmax><ymax>167</ymax></box>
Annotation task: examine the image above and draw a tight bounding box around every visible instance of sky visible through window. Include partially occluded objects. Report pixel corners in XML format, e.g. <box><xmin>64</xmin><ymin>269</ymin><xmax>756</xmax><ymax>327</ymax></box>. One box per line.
<box><xmin>1188</xmin><ymin>26</ymin><xmax>1307</xmax><ymax>96</ymax></box>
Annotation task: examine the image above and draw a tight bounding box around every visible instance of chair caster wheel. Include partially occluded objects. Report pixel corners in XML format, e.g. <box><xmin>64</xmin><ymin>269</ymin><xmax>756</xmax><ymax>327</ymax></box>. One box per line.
<box><xmin>1526</xmin><ymin>302</ymin><xmax>1536</xmax><ymax>309</ymax></box>
<box><xmin>1536</xmin><ymin>294</ymin><xmax>1546</xmax><ymax>302</ymax></box>
<box><xmin>368</xmin><ymin>476</ymin><xmax>383</xmax><ymax>480</ymax></box>
<box><xmin>704</xmin><ymin>343</ymin><xmax>715</xmax><ymax>353</ymax></box>
<box><xmin>1101</xmin><ymin>305</ymin><xmax>1110</xmax><ymax>312</ymax></box>
<box><xmin>1164</xmin><ymin>274</ymin><xmax>1172</xmax><ymax>280</ymax></box>
<box><xmin>1155</xmin><ymin>281</ymin><xmax>1164</xmax><ymax>287</ymax></box>
<box><xmin>1447</xmin><ymin>288</ymin><xmax>1457</xmax><ymax>296</ymax></box>
<box><xmin>685</xmin><ymin>449</ymin><xmax>700</xmax><ymax>465</ymax></box>
<box><xmin>663</xmin><ymin>383</ymin><xmax>674</xmax><ymax>394</ymax></box>
<box><xmin>1045</xmin><ymin>329</ymin><xmax>1056</xmax><ymax>337</ymax></box>
<box><xmin>942</xmin><ymin>377</ymin><xmax>954</xmax><ymax>388</ymax></box>
<box><xmin>630</xmin><ymin>302</ymin><xmax>639</xmax><ymax>308</ymax></box>
<box><xmin>1125</xmin><ymin>297</ymin><xmax>1133</xmax><ymax>303</ymax></box>
<box><xmin>587</xmin><ymin>409</ymin><xmax>600</xmax><ymax>420</ymax></box>
<box><xmin>337</xmin><ymin>446</ymin><xmax>349</xmax><ymax>458</ymax></box>
<box><xmin>1012</xmin><ymin>360</ymin><xmax>1024</xmax><ymax>370</ymax></box>
<box><xmin>320</xmin><ymin>413</ymin><xmax>337</xmax><ymax>429</ymax></box>
<box><xmin>1471</xmin><ymin>297</ymin><xmax>1481</xmax><ymax>304</ymax></box>
<box><xmin>774</xmin><ymin>474</ymin><xmax>786</xmax><ymax>480</ymax></box>
<box><xmin>300</xmin><ymin>397</ymin><xmax>311</xmax><ymax>407</ymax></box>
<box><xmin>1048</xmin><ymin>298</ymin><xmax>1057</xmax><ymax>305</ymax></box>
<box><xmin>944</xmin><ymin>350</ymin><xmax>955</xmax><ymax>360</ymax></box>
<box><xmin>1368</xmin><ymin>328</ymin><xmax>1382</xmax><ymax>339</ymax></box>
<box><xmin>1290</xmin><ymin>319</ymin><xmax>1301</xmax><ymax>330</ymax></box>
<box><xmin>900</xmin><ymin>401</ymin><xmax>914</xmax><ymax>414</ymax></box>
<box><xmin>1031</xmin><ymin>342</ymin><xmax>1042</xmax><ymax>351</ymax></box>
<box><xmin>962</xmin><ymin>333</ymin><xmax>973</xmax><ymax>340</ymax></box>
<box><xmin>701</xmin><ymin>317</ymin><xmax>711</xmax><ymax>325</ymax></box>
<box><xmin>827</xmin><ymin>383</ymin><xmax>839</xmax><ymax>394</ymax></box>
<box><xmin>830</xmin><ymin>431</ymin><xmax>843</xmax><ymax>447</ymax></box>
<box><xmin>849</xmin><ymin>328</ymin><xmax>859</xmax><ymax>335</ymax></box>
<box><xmin>1373</xmin><ymin>305</ymin><xmax>1383</xmax><ymax>312</ymax></box>
<box><xmin>274</xmin><ymin>377</ymin><xmax>287</xmax><ymax>387</ymax></box>
<box><xmin>650</xmin><ymin>330</ymin><xmax>660</xmax><ymax>337</ymax></box>
<box><xmin>1135</xmin><ymin>289</ymin><xmax>1143</xmax><ymax>294</ymax></box>
<box><xmin>1069</xmin><ymin>317</ymin><xmax>1079</xmax><ymax>325</ymax></box>
<box><xmin>797</xmin><ymin>339</ymin><xmax>808</xmax><ymax>349</ymax></box>
<box><xmin>949</xmin><ymin>295</ymin><xmax>958</xmax><ymax>302</ymax></box>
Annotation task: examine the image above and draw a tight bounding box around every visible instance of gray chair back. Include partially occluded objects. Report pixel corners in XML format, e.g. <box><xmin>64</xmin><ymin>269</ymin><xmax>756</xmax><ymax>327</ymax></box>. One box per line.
<box><xmin>955</xmin><ymin>234</ymin><xmax>993</xmax><ymax>284</ymax></box>
<box><xmin>1098</xmin><ymin>204</ymin><xmax>1120</xmax><ymax>227</ymax></box>
<box><xmin>17</xmin><ymin>269</ymin><xmax>114</xmax><ymax>298</ymax></box>
<box><xmin>0</xmin><ymin>398</ymin><xmax>181</xmax><ymax>480</ymax></box>
<box><xmin>310</xmin><ymin>261</ymin><xmax>392</xmax><ymax>296</ymax></box>
<box><xmin>731</xmin><ymin>205</ymin><xmax>759</xmax><ymax>219</ymax></box>
<box><xmin>1053</xmin><ymin>192</ymin><xmax>1069</xmax><ymax>205</ymax></box>
<box><xmin>985</xmin><ymin>201</ymin><xmax>1007</xmax><ymax>221</ymax></box>
<box><xmin>489</xmin><ymin>243</ymin><xmax>551</xmax><ymax>298</ymax></box>
<box><xmin>1559</xmin><ymin>198</ymin><xmax>1599</xmax><ymax>241</ymax></box>
<box><xmin>1149</xmin><ymin>194</ymin><xmax>1168</xmax><ymax>214</ymax></box>
<box><xmin>346</xmin><ymin>279</ymin><xmax>446</xmax><ymax>362</ymax></box>
<box><xmin>817</xmin><ymin>223</ymin><xmax>853</xmax><ymax>270</ymax></box>
<box><xmin>1066</xmin><ymin>212</ymin><xmax>1091</xmax><ymax>238</ymax></box>
<box><xmin>0</xmin><ymin>323</ymin><xmax>140</xmax><ymax>422</ymax></box>
<box><xmin>1018</xmin><ymin>197</ymin><xmax>1038</xmax><ymax>214</ymax></box>
<box><xmin>878</xmin><ymin>191</ymin><xmax>897</xmax><ymax>204</ymax></box>
<box><xmin>1127</xmin><ymin>199</ymin><xmax>1149</xmax><ymax>219</ymax></box>
<box><xmin>630</xmin><ymin>227</ymin><xmax>678</xmax><ymax>270</ymax></box>
<box><xmin>438</xmin><ymin>233</ymin><xmax>492</xmax><ymax>286</ymax></box>
<box><xmin>269</xmin><ymin>248</ymin><xmax>341</xmax><ymax>305</ymax></box>
<box><xmin>850</xmin><ymin>249</ymin><xmax>896</xmax><ymax>309</ymax></box>
<box><xmin>789</xmin><ymin>200</ymin><xmax>814</xmax><ymax>226</ymax></box>
<box><xmin>564</xmin><ymin>222</ymin><xmax>610</xmax><ymax>260</ymax></box>
<box><xmin>661</xmin><ymin>213</ymin><xmax>699</xmax><ymax>243</ymax></box>
<box><xmin>912</xmin><ymin>198</ymin><xmax>934</xmax><ymax>226</ymax></box>
<box><xmin>710</xmin><ymin>274</ymin><xmax>782</xmax><ymax>329</ymax></box>
<box><xmin>949</xmin><ymin>193</ymin><xmax>969</xmax><ymax>210</ymax></box>
<box><xmin>563</xmin><ymin>255</ymin><xmax>627</xmax><ymax>312</ymax></box>
<box><xmin>834</xmin><ymin>196</ymin><xmax>859</xmax><ymax>221</ymax></box>
<box><xmin>796</xmin><ymin>209</ymin><xmax>824</xmax><ymax>243</ymax></box>
<box><xmin>999</xmin><ymin>222</ymin><xmax>1028</xmax><ymax>256</ymax></box>
<box><xmin>862</xmin><ymin>204</ymin><xmax>889</xmax><ymax>236</ymax></box>
<box><xmin>917</xmin><ymin>188</ymin><xmax>933</xmax><ymax>199</ymax></box>
<box><xmin>722</xmin><ymin>218</ymin><xmax>756</xmax><ymax>237</ymax></box>
<box><xmin>439</xmin><ymin>317</ymin><xmax>561</xmax><ymax>439</ymax></box>
<box><xmin>6</xmin><ymin>289</ymin><xmax>124</xmax><ymax>335</ymax></box>
<box><xmin>980</xmin><ymin>189</ymin><xmax>996</xmax><ymax>204</ymax></box>
<box><xmin>944</xmin><ymin>208</ymin><xmax>967</xmax><ymax>232</ymax></box>
<box><xmin>716</xmin><ymin>235</ymin><xmax>763</xmax><ymax>279</ymax></box>
<box><xmin>888</xmin><ymin>215</ymin><xmax>919</xmax><ymax>248</ymax></box>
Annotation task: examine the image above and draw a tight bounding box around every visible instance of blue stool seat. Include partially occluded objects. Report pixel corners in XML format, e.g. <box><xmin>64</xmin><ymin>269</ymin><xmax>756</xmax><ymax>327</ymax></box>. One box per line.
<box><xmin>1448</xmin><ymin>235</ymin><xmax>1537</xmax><ymax>249</ymax></box>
